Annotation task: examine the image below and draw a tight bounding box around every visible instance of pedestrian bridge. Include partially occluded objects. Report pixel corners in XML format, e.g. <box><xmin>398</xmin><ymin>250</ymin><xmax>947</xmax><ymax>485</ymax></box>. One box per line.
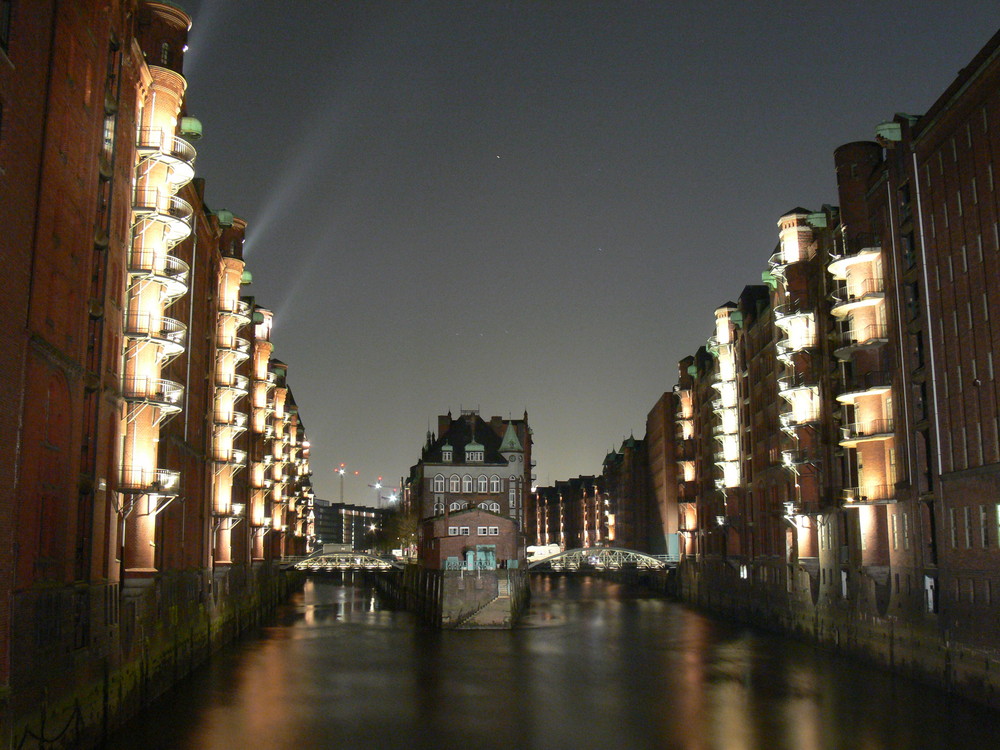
<box><xmin>288</xmin><ymin>551</ymin><xmax>403</xmax><ymax>572</ymax></box>
<box><xmin>526</xmin><ymin>547</ymin><xmax>675</xmax><ymax>572</ymax></box>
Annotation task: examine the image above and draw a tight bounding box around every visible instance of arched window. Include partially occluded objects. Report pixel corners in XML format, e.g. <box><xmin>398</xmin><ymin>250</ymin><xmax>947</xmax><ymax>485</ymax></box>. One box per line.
<box><xmin>490</xmin><ymin>475</ymin><xmax>501</xmax><ymax>493</ymax></box>
<box><xmin>449</xmin><ymin>475</ymin><xmax>460</xmax><ymax>492</ymax></box>
<box><xmin>462</xmin><ymin>475</ymin><xmax>473</xmax><ymax>492</ymax></box>
<box><xmin>450</xmin><ymin>501</ymin><xmax>463</xmax><ymax>511</ymax></box>
<box><xmin>433</xmin><ymin>474</ymin><xmax>445</xmax><ymax>492</ymax></box>
<box><xmin>477</xmin><ymin>475</ymin><xmax>488</xmax><ymax>492</ymax></box>
<box><xmin>490</xmin><ymin>502</ymin><xmax>500</xmax><ymax>513</ymax></box>
<box><xmin>479</xmin><ymin>502</ymin><xmax>489</xmax><ymax>509</ymax></box>
<box><xmin>433</xmin><ymin>502</ymin><xmax>444</xmax><ymax>514</ymax></box>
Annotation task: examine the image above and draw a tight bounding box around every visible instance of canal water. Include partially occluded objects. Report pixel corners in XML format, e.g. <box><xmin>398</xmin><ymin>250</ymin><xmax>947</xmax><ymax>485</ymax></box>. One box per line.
<box><xmin>108</xmin><ymin>575</ymin><xmax>1000</xmax><ymax>750</ymax></box>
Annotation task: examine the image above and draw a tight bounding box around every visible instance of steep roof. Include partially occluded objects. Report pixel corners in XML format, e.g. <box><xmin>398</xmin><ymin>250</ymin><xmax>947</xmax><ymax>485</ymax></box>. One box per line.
<box><xmin>423</xmin><ymin>413</ymin><xmax>508</xmax><ymax>465</ymax></box>
<box><xmin>499</xmin><ymin>422</ymin><xmax>522</xmax><ymax>452</ymax></box>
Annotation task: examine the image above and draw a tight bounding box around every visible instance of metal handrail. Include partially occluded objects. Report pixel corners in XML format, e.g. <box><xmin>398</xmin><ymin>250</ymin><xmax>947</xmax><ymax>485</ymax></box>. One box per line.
<box><xmin>133</xmin><ymin>188</ymin><xmax>194</xmax><ymax>223</ymax></box>
<box><xmin>122</xmin><ymin>376</ymin><xmax>184</xmax><ymax>406</ymax></box>
<box><xmin>136</xmin><ymin>128</ymin><xmax>197</xmax><ymax>164</ymax></box>
<box><xmin>122</xmin><ymin>312</ymin><xmax>188</xmax><ymax>349</ymax></box>
<box><xmin>841</xmin><ymin>418</ymin><xmax>894</xmax><ymax>438</ymax></box>
<box><xmin>127</xmin><ymin>251</ymin><xmax>190</xmax><ymax>285</ymax></box>
<box><xmin>119</xmin><ymin>466</ymin><xmax>180</xmax><ymax>493</ymax></box>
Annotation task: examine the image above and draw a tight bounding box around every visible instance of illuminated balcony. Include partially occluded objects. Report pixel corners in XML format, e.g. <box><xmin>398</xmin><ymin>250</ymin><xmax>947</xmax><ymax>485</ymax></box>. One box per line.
<box><xmin>216</xmin><ymin>334</ymin><xmax>251</xmax><ymax>362</ymax></box>
<box><xmin>132</xmin><ymin>188</ymin><xmax>193</xmax><ymax>242</ymax></box>
<box><xmin>219</xmin><ymin>298</ymin><xmax>253</xmax><ymax>325</ymax></box>
<box><xmin>772</xmin><ymin>302</ymin><xmax>813</xmax><ymax>322</ymax></box>
<box><xmin>841</xmin><ymin>484</ymin><xmax>896</xmax><ymax>506</ymax></box>
<box><xmin>213</xmin><ymin>448</ymin><xmax>248</xmax><ymax>467</ymax></box>
<box><xmin>828</xmin><ymin>233</ymin><xmax>881</xmax><ymax>278</ymax></box>
<box><xmin>777</xmin><ymin>373</ymin><xmax>817</xmax><ymax>396</ymax></box>
<box><xmin>776</xmin><ymin>334</ymin><xmax>818</xmax><ymax>360</ymax></box>
<box><xmin>768</xmin><ymin>243</ymin><xmax>815</xmax><ymax>271</ymax></box>
<box><xmin>836</xmin><ymin>370</ymin><xmax>892</xmax><ymax>403</ymax></box>
<box><xmin>782</xmin><ymin>449</ymin><xmax>815</xmax><ymax>469</ymax></box>
<box><xmin>135</xmin><ymin>128</ymin><xmax>196</xmax><ymax>187</ymax></box>
<box><xmin>121</xmin><ymin>376</ymin><xmax>184</xmax><ymax>415</ymax></box>
<box><xmin>831</xmin><ymin>277</ymin><xmax>886</xmax><ymax>317</ymax></box>
<box><xmin>780</xmin><ymin>409</ymin><xmax>819</xmax><ymax>431</ymax></box>
<box><xmin>119</xmin><ymin>466</ymin><xmax>180</xmax><ymax>495</ymax></box>
<box><xmin>706</xmin><ymin>335</ymin><xmax>732</xmax><ymax>355</ymax></box>
<box><xmin>214</xmin><ymin>410</ymin><xmax>249</xmax><ymax>433</ymax></box>
<box><xmin>840</xmin><ymin>418</ymin><xmax>894</xmax><ymax>446</ymax></box>
<box><xmin>123</xmin><ymin>312</ymin><xmax>187</xmax><ymax>358</ymax></box>
<box><xmin>216</xmin><ymin>373</ymin><xmax>250</xmax><ymax>396</ymax></box>
<box><xmin>127</xmin><ymin>251</ymin><xmax>190</xmax><ymax>299</ymax></box>
<box><xmin>834</xmin><ymin>324</ymin><xmax>888</xmax><ymax>359</ymax></box>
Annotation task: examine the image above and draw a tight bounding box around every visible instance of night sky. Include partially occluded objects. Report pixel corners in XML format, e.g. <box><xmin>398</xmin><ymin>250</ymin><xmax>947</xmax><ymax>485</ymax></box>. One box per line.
<box><xmin>178</xmin><ymin>1</ymin><xmax>999</xmax><ymax>505</ymax></box>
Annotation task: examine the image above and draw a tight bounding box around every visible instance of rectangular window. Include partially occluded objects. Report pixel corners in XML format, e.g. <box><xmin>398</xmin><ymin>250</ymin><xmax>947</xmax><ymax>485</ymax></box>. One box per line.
<box><xmin>477</xmin><ymin>526</ymin><xmax>488</xmax><ymax>536</ymax></box>
<box><xmin>964</xmin><ymin>507</ymin><xmax>973</xmax><ymax>548</ymax></box>
<box><xmin>460</xmin><ymin>526</ymin><xmax>470</xmax><ymax>536</ymax></box>
<box><xmin>489</xmin><ymin>526</ymin><xmax>499</xmax><ymax>536</ymax></box>
<box><xmin>989</xmin><ymin>163</ymin><xmax>995</xmax><ymax>192</ymax></box>
<box><xmin>0</xmin><ymin>0</ymin><xmax>10</xmax><ymax>54</ymax></box>
<box><xmin>961</xmin><ymin>245</ymin><xmax>968</xmax><ymax>273</ymax></box>
<box><xmin>903</xmin><ymin>512</ymin><xmax>911</xmax><ymax>550</ymax></box>
<box><xmin>891</xmin><ymin>514</ymin><xmax>899</xmax><ymax>550</ymax></box>
<box><xmin>956</xmin><ymin>189</ymin><xmax>962</xmax><ymax>217</ymax></box>
<box><xmin>950</xmin><ymin>508</ymin><xmax>957</xmax><ymax>548</ymax></box>
<box><xmin>448</xmin><ymin>526</ymin><xmax>458</xmax><ymax>536</ymax></box>
<box><xmin>981</xmin><ymin>505</ymin><xmax>990</xmax><ymax>548</ymax></box>
<box><xmin>971</xmin><ymin>177</ymin><xmax>978</xmax><ymax>204</ymax></box>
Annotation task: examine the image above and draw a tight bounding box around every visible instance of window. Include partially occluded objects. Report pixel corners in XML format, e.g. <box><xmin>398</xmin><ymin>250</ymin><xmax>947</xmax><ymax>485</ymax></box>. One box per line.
<box><xmin>490</xmin><ymin>502</ymin><xmax>500</xmax><ymax>513</ymax></box>
<box><xmin>449</xmin><ymin>475</ymin><xmax>460</xmax><ymax>492</ymax></box>
<box><xmin>460</xmin><ymin>527</ymin><xmax>470</xmax><ymax>536</ymax></box>
<box><xmin>462</xmin><ymin>475</ymin><xmax>473</xmax><ymax>493</ymax></box>
<box><xmin>434</xmin><ymin>502</ymin><xmax>444</xmax><ymax>514</ymax></box>
<box><xmin>950</xmin><ymin>508</ymin><xmax>957</xmax><ymax>548</ymax></box>
<box><xmin>982</xmin><ymin>505</ymin><xmax>990</xmax><ymax>548</ymax></box>
<box><xmin>477</xmin><ymin>526</ymin><xmax>488</xmax><ymax>536</ymax></box>
<box><xmin>433</xmin><ymin>474</ymin><xmax>445</xmax><ymax>492</ymax></box>
<box><xmin>891</xmin><ymin>514</ymin><xmax>899</xmax><ymax>550</ymax></box>
<box><xmin>448</xmin><ymin>526</ymin><xmax>458</xmax><ymax>536</ymax></box>
<box><xmin>442</xmin><ymin>449</ymin><xmax>452</xmax><ymax>462</ymax></box>
<box><xmin>159</xmin><ymin>42</ymin><xmax>170</xmax><ymax>65</ymax></box>
<box><xmin>490</xmin><ymin>475</ymin><xmax>501</xmax><ymax>493</ymax></box>
<box><xmin>467</xmin><ymin>451</ymin><xmax>484</xmax><ymax>462</ymax></box>
<box><xmin>477</xmin><ymin>475</ymin><xmax>488</xmax><ymax>492</ymax></box>
<box><xmin>1</xmin><ymin>0</ymin><xmax>11</xmax><ymax>54</ymax></box>
<box><xmin>488</xmin><ymin>526</ymin><xmax>499</xmax><ymax>536</ymax></box>
<box><xmin>964</xmin><ymin>506</ymin><xmax>973</xmax><ymax>548</ymax></box>
<box><xmin>449</xmin><ymin>502</ymin><xmax>463</xmax><ymax>511</ymax></box>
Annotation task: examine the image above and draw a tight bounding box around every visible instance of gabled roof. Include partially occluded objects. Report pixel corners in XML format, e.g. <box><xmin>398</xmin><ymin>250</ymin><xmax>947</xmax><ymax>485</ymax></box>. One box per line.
<box><xmin>423</xmin><ymin>413</ymin><xmax>508</xmax><ymax>465</ymax></box>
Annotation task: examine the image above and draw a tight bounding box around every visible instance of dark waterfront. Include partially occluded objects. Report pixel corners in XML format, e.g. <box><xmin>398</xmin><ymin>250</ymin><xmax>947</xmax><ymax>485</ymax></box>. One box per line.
<box><xmin>107</xmin><ymin>576</ymin><xmax>1000</xmax><ymax>750</ymax></box>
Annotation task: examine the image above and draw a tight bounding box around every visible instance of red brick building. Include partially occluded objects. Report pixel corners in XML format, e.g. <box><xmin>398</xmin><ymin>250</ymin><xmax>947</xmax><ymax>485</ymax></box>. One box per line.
<box><xmin>0</xmin><ymin>2</ymin><xmax>315</xmax><ymax>741</ymax></box>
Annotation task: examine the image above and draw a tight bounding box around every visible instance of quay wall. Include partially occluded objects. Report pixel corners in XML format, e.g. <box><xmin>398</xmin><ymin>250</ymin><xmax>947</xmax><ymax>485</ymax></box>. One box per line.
<box><xmin>677</xmin><ymin>559</ymin><xmax>1000</xmax><ymax>711</ymax></box>
<box><xmin>1</xmin><ymin>564</ymin><xmax>301</xmax><ymax>750</ymax></box>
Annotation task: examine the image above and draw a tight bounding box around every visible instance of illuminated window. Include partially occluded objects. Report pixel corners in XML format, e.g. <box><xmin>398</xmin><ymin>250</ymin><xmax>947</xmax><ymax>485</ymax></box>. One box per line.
<box><xmin>159</xmin><ymin>42</ymin><xmax>170</xmax><ymax>65</ymax></box>
<box><xmin>477</xmin><ymin>475</ymin><xmax>488</xmax><ymax>492</ymax></box>
<box><xmin>433</xmin><ymin>474</ymin><xmax>445</xmax><ymax>492</ymax></box>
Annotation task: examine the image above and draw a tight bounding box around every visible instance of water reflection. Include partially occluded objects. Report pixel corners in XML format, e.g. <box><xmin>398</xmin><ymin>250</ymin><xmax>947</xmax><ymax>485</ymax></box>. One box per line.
<box><xmin>108</xmin><ymin>574</ymin><xmax>1000</xmax><ymax>750</ymax></box>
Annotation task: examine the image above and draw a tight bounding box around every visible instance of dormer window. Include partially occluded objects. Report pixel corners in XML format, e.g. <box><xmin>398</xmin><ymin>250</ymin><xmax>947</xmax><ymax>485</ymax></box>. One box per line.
<box><xmin>467</xmin><ymin>450</ymin><xmax>484</xmax><ymax>462</ymax></box>
<box><xmin>442</xmin><ymin>450</ymin><xmax>452</xmax><ymax>462</ymax></box>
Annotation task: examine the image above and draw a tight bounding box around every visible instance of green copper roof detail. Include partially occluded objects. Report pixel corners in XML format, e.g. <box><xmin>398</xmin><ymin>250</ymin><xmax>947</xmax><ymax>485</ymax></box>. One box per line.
<box><xmin>499</xmin><ymin>423</ymin><xmax>522</xmax><ymax>452</ymax></box>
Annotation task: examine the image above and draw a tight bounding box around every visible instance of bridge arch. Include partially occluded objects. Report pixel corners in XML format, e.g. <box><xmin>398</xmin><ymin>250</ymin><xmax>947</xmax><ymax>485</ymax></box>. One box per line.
<box><xmin>526</xmin><ymin>547</ymin><xmax>670</xmax><ymax>571</ymax></box>
<box><xmin>294</xmin><ymin>551</ymin><xmax>402</xmax><ymax>571</ymax></box>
